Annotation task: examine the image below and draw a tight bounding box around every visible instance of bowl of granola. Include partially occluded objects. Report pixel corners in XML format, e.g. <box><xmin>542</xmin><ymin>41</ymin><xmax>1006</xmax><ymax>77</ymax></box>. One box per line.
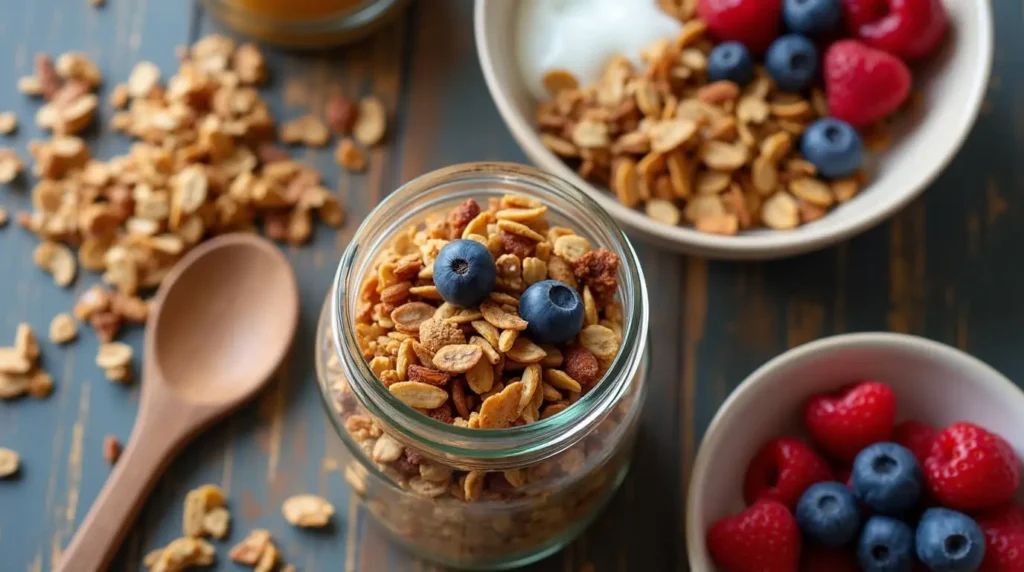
<box><xmin>474</xmin><ymin>0</ymin><xmax>992</xmax><ymax>259</ymax></box>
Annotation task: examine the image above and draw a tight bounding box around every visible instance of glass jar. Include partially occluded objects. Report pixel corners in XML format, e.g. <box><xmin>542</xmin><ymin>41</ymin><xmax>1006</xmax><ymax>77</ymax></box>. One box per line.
<box><xmin>203</xmin><ymin>0</ymin><xmax>408</xmax><ymax>47</ymax></box>
<box><xmin>315</xmin><ymin>162</ymin><xmax>650</xmax><ymax>569</ymax></box>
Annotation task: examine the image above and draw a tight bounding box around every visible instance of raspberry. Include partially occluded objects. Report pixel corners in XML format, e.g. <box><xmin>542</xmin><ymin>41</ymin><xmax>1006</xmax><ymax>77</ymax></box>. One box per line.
<box><xmin>744</xmin><ymin>437</ymin><xmax>833</xmax><ymax>508</ymax></box>
<box><xmin>974</xmin><ymin>504</ymin><xmax>1024</xmax><ymax>572</ymax></box>
<box><xmin>842</xmin><ymin>0</ymin><xmax>947</xmax><ymax>60</ymax></box>
<box><xmin>892</xmin><ymin>419</ymin><xmax>937</xmax><ymax>466</ymax></box>
<box><xmin>823</xmin><ymin>40</ymin><xmax>912</xmax><ymax>128</ymax></box>
<box><xmin>697</xmin><ymin>0</ymin><xmax>783</xmax><ymax>55</ymax></box>
<box><xmin>924</xmin><ymin>422</ymin><xmax>1021</xmax><ymax>511</ymax></box>
<box><xmin>803</xmin><ymin>380</ymin><xmax>897</xmax><ymax>462</ymax></box>
<box><xmin>707</xmin><ymin>500</ymin><xmax>801</xmax><ymax>572</ymax></box>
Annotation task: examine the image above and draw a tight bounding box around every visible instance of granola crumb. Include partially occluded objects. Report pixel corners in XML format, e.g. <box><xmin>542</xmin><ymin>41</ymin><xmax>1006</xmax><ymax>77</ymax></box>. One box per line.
<box><xmin>103</xmin><ymin>435</ymin><xmax>121</xmax><ymax>464</ymax></box>
<box><xmin>49</xmin><ymin>313</ymin><xmax>78</xmax><ymax>344</ymax></box>
<box><xmin>0</xmin><ymin>112</ymin><xmax>17</xmax><ymax>135</ymax></box>
<box><xmin>0</xmin><ymin>448</ymin><xmax>20</xmax><ymax>478</ymax></box>
<box><xmin>281</xmin><ymin>494</ymin><xmax>335</xmax><ymax>528</ymax></box>
<box><xmin>334</xmin><ymin>138</ymin><xmax>367</xmax><ymax>172</ymax></box>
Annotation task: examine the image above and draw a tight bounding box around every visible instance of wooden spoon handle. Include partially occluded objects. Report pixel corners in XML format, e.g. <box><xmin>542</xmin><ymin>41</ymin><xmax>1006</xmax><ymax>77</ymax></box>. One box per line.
<box><xmin>56</xmin><ymin>409</ymin><xmax>186</xmax><ymax>572</ymax></box>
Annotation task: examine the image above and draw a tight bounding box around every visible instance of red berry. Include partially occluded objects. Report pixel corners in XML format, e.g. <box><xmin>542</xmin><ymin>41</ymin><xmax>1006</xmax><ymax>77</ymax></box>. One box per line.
<box><xmin>924</xmin><ymin>422</ymin><xmax>1021</xmax><ymax>511</ymax></box>
<box><xmin>842</xmin><ymin>0</ymin><xmax>948</xmax><ymax>60</ymax></box>
<box><xmin>974</xmin><ymin>504</ymin><xmax>1024</xmax><ymax>572</ymax></box>
<box><xmin>893</xmin><ymin>420</ymin><xmax>938</xmax><ymax>465</ymax></box>
<box><xmin>823</xmin><ymin>40</ymin><xmax>912</xmax><ymax>128</ymax></box>
<box><xmin>697</xmin><ymin>0</ymin><xmax>783</xmax><ymax>54</ymax></box>
<box><xmin>707</xmin><ymin>500</ymin><xmax>801</xmax><ymax>572</ymax></box>
<box><xmin>800</xmin><ymin>546</ymin><xmax>860</xmax><ymax>572</ymax></box>
<box><xmin>803</xmin><ymin>380</ymin><xmax>897</xmax><ymax>462</ymax></box>
<box><xmin>744</xmin><ymin>437</ymin><xmax>833</xmax><ymax>508</ymax></box>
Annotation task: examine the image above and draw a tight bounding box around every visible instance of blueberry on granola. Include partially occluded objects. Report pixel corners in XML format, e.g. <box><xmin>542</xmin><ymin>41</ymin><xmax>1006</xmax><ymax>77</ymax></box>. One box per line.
<box><xmin>783</xmin><ymin>0</ymin><xmax>842</xmax><ymax>38</ymax></box>
<box><xmin>765</xmin><ymin>34</ymin><xmax>819</xmax><ymax>92</ymax></box>
<box><xmin>707</xmin><ymin>42</ymin><xmax>755</xmax><ymax>87</ymax></box>
<box><xmin>433</xmin><ymin>239</ymin><xmax>496</xmax><ymax>307</ymax></box>
<box><xmin>800</xmin><ymin>118</ymin><xmax>863</xmax><ymax>178</ymax></box>
<box><xmin>519</xmin><ymin>280</ymin><xmax>584</xmax><ymax>344</ymax></box>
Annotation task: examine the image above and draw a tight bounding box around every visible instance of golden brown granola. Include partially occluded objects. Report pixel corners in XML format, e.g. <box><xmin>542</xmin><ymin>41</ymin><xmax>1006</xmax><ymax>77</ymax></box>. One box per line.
<box><xmin>534</xmin><ymin>19</ymin><xmax>865</xmax><ymax>234</ymax></box>
<box><xmin>281</xmin><ymin>494</ymin><xmax>335</xmax><ymax>528</ymax></box>
<box><xmin>353</xmin><ymin>194</ymin><xmax>623</xmax><ymax>431</ymax></box>
<box><xmin>0</xmin><ymin>447</ymin><xmax>19</xmax><ymax>478</ymax></box>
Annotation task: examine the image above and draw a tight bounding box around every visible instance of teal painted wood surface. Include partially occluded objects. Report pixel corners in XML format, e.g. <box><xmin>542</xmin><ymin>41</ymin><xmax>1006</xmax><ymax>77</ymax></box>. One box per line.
<box><xmin>0</xmin><ymin>1</ymin><xmax>1021</xmax><ymax>570</ymax></box>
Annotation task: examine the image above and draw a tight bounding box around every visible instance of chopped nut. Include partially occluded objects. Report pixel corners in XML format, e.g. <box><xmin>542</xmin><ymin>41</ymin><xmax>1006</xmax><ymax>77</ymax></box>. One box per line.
<box><xmin>326</xmin><ymin>94</ymin><xmax>358</xmax><ymax>134</ymax></box>
<box><xmin>15</xmin><ymin>323</ymin><xmax>39</xmax><ymax>362</ymax></box>
<box><xmin>27</xmin><ymin>370</ymin><xmax>54</xmax><ymax>398</ymax></box>
<box><xmin>281</xmin><ymin>494</ymin><xmax>335</xmax><ymax>528</ymax></box>
<box><xmin>103</xmin><ymin>435</ymin><xmax>121</xmax><ymax>464</ymax></box>
<box><xmin>335</xmin><ymin>138</ymin><xmax>367</xmax><ymax>172</ymax></box>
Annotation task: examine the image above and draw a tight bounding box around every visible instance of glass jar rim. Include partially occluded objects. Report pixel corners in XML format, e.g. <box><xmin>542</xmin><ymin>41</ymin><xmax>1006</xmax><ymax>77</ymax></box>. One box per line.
<box><xmin>327</xmin><ymin>162</ymin><xmax>649</xmax><ymax>466</ymax></box>
<box><xmin>203</xmin><ymin>0</ymin><xmax>405</xmax><ymax>38</ymax></box>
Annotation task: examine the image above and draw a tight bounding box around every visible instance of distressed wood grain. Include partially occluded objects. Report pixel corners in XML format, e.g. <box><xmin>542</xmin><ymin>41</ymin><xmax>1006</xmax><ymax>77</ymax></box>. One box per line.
<box><xmin>1</xmin><ymin>1</ymin><xmax>1023</xmax><ymax>571</ymax></box>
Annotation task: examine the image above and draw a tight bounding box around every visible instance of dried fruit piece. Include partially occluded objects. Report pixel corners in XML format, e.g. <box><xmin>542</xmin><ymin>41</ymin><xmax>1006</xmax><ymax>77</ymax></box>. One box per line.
<box><xmin>103</xmin><ymin>435</ymin><xmax>121</xmax><ymax>464</ymax></box>
<box><xmin>281</xmin><ymin>494</ymin><xmax>335</xmax><ymax>528</ymax></box>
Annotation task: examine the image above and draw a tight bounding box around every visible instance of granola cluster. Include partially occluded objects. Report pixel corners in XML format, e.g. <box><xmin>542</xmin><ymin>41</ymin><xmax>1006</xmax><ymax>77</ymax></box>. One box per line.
<box><xmin>535</xmin><ymin>19</ymin><xmax>865</xmax><ymax>234</ymax></box>
<box><xmin>353</xmin><ymin>194</ymin><xmax>625</xmax><ymax>431</ymax></box>
<box><xmin>143</xmin><ymin>482</ymin><xmax>320</xmax><ymax>571</ymax></box>
<box><xmin>0</xmin><ymin>323</ymin><xmax>54</xmax><ymax>400</ymax></box>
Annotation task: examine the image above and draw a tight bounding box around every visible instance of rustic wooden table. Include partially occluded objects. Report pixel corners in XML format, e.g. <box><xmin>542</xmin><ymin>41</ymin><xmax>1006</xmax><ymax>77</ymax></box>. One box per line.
<box><xmin>1</xmin><ymin>1</ymin><xmax>1021</xmax><ymax>571</ymax></box>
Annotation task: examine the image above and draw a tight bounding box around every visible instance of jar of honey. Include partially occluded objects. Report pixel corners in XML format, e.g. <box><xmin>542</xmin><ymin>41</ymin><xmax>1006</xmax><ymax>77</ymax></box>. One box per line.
<box><xmin>203</xmin><ymin>0</ymin><xmax>408</xmax><ymax>47</ymax></box>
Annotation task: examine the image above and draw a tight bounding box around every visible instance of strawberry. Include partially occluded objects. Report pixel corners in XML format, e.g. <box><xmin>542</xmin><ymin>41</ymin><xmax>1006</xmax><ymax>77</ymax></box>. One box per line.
<box><xmin>800</xmin><ymin>546</ymin><xmax>860</xmax><ymax>572</ymax></box>
<box><xmin>698</xmin><ymin>0</ymin><xmax>783</xmax><ymax>54</ymax></box>
<box><xmin>893</xmin><ymin>420</ymin><xmax>938</xmax><ymax>466</ymax></box>
<box><xmin>744</xmin><ymin>437</ymin><xmax>833</xmax><ymax>508</ymax></box>
<box><xmin>842</xmin><ymin>0</ymin><xmax>948</xmax><ymax>60</ymax></box>
<box><xmin>803</xmin><ymin>380</ymin><xmax>897</xmax><ymax>462</ymax></box>
<box><xmin>823</xmin><ymin>40</ymin><xmax>912</xmax><ymax>128</ymax></box>
<box><xmin>707</xmin><ymin>500</ymin><xmax>801</xmax><ymax>572</ymax></box>
<box><xmin>974</xmin><ymin>504</ymin><xmax>1024</xmax><ymax>571</ymax></box>
<box><xmin>924</xmin><ymin>422</ymin><xmax>1021</xmax><ymax>511</ymax></box>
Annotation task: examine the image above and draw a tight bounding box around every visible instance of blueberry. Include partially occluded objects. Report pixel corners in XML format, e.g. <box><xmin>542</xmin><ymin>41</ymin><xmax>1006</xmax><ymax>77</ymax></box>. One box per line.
<box><xmin>852</xmin><ymin>443</ymin><xmax>923</xmax><ymax>516</ymax></box>
<box><xmin>784</xmin><ymin>0</ymin><xmax>842</xmax><ymax>38</ymax></box>
<box><xmin>518</xmin><ymin>280</ymin><xmax>584</xmax><ymax>344</ymax></box>
<box><xmin>795</xmin><ymin>482</ymin><xmax>861</xmax><ymax>547</ymax></box>
<box><xmin>764</xmin><ymin>34</ymin><xmax>819</xmax><ymax>92</ymax></box>
<box><xmin>800</xmin><ymin>118</ymin><xmax>864</xmax><ymax>178</ymax></box>
<box><xmin>915</xmin><ymin>508</ymin><xmax>986</xmax><ymax>572</ymax></box>
<box><xmin>858</xmin><ymin>516</ymin><xmax>915</xmax><ymax>572</ymax></box>
<box><xmin>707</xmin><ymin>42</ymin><xmax>755</xmax><ymax>87</ymax></box>
<box><xmin>433</xmin><ymin>239</ymin><xmax>496</xmax><ymax>307</ymax></box>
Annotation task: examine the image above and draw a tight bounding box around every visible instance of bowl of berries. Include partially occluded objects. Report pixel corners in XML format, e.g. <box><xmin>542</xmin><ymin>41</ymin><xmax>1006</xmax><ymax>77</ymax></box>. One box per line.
<box><xmin>686</xmin><ymin>332</ymin><xmax>1024</xmax><ymax>570</ymax></box>
<box><xmin>475</xmin><ymin>0</ymin><xmax>993</xmax><ymax>258</ymax></box>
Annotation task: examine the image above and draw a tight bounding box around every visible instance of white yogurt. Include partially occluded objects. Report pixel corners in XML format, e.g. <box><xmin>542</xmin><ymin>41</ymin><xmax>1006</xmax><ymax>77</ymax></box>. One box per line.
<box><xmin>516</xmin><ymin>0</ymin><xmax>682</xmax><ymax>101</ymax></box>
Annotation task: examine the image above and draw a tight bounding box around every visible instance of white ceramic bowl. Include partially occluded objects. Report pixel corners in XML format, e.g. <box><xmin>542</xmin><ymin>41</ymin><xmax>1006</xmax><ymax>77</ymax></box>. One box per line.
<box><xmin>685</xmin><ymin>333</ymin><xmax>1024</xmax><ymax>570</ymax></box>
<box><xmin>474</xmin><ymin>1</ymin><xmax>993</xmax><ymax>259</ymax></box>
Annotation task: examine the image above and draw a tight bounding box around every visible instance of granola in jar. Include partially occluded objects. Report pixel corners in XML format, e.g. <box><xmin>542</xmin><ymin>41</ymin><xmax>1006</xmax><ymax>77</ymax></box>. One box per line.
<box><xmin>316</xmin><ymin>163</ymin><xmax>650</xmax><ymax>569</ymax></box>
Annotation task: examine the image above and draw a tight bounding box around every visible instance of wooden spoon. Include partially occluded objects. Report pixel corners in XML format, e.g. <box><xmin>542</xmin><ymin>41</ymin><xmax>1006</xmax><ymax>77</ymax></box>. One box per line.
<box><xmin>57</xmin><ymin>233</ymin><xmax>299</xmax><ymax>572</ymax></box>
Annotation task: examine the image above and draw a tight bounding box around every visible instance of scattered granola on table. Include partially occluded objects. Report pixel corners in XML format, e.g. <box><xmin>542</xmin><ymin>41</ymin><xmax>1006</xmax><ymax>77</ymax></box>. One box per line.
<box><xmin>534</xmin><ymin>18</ymin><xmax>867</xmax><ymax>234</ymax></box>
<box><xmin>282</xmin><ymin>494</ymin><xmax>335</xmax><ymax>528</ymax></box>
<box><xmin>0</xmin><ymin>323</ymin><xmax>55</xmax><ymax>400</ymax></box>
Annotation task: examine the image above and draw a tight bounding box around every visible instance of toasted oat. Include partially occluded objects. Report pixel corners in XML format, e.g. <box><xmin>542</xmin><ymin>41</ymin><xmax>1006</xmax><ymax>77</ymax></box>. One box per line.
<box><xmin>389</xmin><ymin>381</ymin><xmax>449</xmax><ymax>409</ymax></box>
<box><xmin>353</xmin><ymin>96</ymin><xmax>387</xmax><ymax>147</ymax></box>
<box><xmin>281</xmin><ymin>494</ymin><xmax>335</xmax><ymax>528</ymax></box>
<box><xmin>15</xmin><ymin>323</ymin><xmax>39</xmax><ymax>362</ymax></box>
<box><xmin>432</xmin><ymin>344</ymin><xmax>483</xmax><ymax>373</ymax></box>
<box><xmin>335</xmin><ymin>138</ymin><xmax>367</xmax><ymax>172</ymax></box>
<box><xmin>0</xmin><ymin>348</ymin><xmax>31</xmax><ymax>375</ymax></box>
<box><xmin>0</xmin><ymin>448</ymin><xmax>19</xmax><ymax>478</ymax></box>
<box><xmin>0</xmin><ymin>112</ymin><xmax>17</xmax><ymax>135</ymax></box>
<box><xmin>148</xmin><ymin>537</ymin><xmax>215</xmax><ymax>571</ymax></box>
<box><xmin>104</xmin><ymin>364</ymin><xmax>132</xmax><ymax>383</ymax></box>
<box><xmin>202</xmin><ymin>507</ymin><xmax>230</xmax><ymax>539</ymax></box>
<box><xmin>48</xmin><ymin>313</ymin><xmax>77</xmax><ymax>344</ymax></box>
<box><xmin>478</xmin><ymin>381</ymin><xmax>525</xmax><ymax>429</ymax></box>
<box><xmin>0</xmin><ymin>148</ymin><xmax>24</xmax><ymax>183</ymax></box>
<box><xmin>96</xmin><ymin>342</ymin><xmax>132</xmax><ymax>369</ymax></box>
